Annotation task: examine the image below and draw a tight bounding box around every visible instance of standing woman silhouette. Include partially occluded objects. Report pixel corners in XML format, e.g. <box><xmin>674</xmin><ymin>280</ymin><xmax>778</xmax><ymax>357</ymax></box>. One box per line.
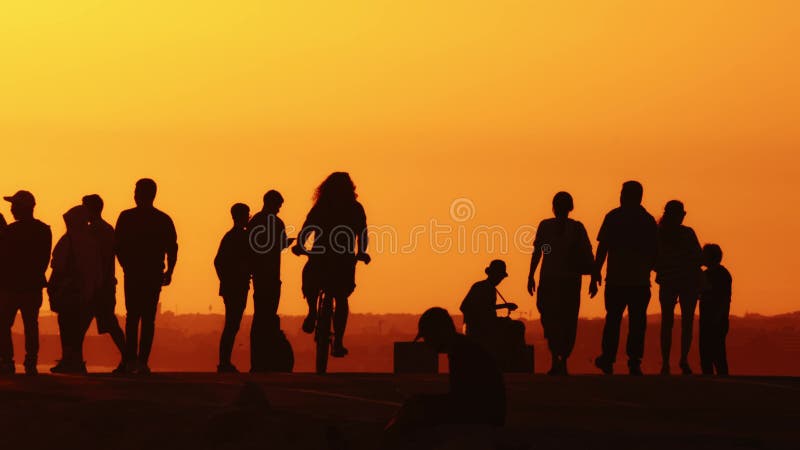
<box><xmin>655</xmin><ymin>200</ymin><xmax>702</xmax><ymax>375</ymax></box>
<box><xmin>527</xmin><ymin>192</ymin><xmax>593</xmax><ymax>375</ymax></box>
<box><xmin>293</xmin><ymin>172</ymin><xmax>370</xmax><ymax>358</ymax></box>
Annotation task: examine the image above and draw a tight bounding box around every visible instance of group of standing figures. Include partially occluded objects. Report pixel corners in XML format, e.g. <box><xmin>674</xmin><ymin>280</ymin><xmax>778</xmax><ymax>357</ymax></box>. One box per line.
<box><xmin>0</xmin><ymin>179</ymin><xmax>177</xmax><ymax>375</ymax></box>
<box><xmin>523</xmin><ymin>181</ymin><xmax>732</xmax><ymax>376</ymax></box>
<box><xmin>0</xmin><ymin>174</ymin><xmax>731</xmax><ymax>377</ymax></box>
<box><xmin>0</xmin><ymin>172</ymin><xmax>369</xmax><ymax>375</ymax></box>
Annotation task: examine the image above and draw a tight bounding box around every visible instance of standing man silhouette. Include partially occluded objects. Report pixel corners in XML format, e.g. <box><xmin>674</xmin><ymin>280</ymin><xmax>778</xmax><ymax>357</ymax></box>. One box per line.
<box><xmin>0</xmin><ymin>191</ymin><xmax>52</xmax><ymax>375</ymax></box>
<box><xmin>215</xmin><ymin>203</ymin><xmax>252</xmax><ymax>373</ymax></box>
<box><xmin>590</xmin><ymin>181</ymin><xmax>658</xmax><ymax>375</ymax></box>
<box><xmin>248</xmin><ymin>190</ymin><xmax>292</xmax><ymax>371</ymax></box>
<box><xmin>115</xmin><ymin>179</ymin><xmax>178</xmax><ymax>374</ymax></box>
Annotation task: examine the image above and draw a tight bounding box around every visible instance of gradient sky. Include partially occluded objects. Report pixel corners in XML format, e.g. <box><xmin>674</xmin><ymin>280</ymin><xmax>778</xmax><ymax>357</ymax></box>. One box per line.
<box><xmin>2</xmin><ymin>1</ymin><xmax>798</xmax><ymax>318</ymax></box>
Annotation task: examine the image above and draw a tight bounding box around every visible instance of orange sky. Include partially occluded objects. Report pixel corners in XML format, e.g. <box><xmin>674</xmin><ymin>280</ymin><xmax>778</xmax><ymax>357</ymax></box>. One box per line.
<box><xmin>2</xmin><ymin>1</ymin><xmax>799</xmax><ymax>318</ymax></box>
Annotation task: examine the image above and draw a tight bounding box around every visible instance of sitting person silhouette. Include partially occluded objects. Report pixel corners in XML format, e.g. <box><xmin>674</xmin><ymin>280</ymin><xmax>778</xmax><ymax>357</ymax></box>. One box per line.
<box><xmin>384</xmin><ymin>307</ymin><xmax>505</xmax><ymax>446</ymax></box>
<box><xmin>459</xmin><ymin>260</ymin><xmax>524</xmax><ymax>365</ymax></box>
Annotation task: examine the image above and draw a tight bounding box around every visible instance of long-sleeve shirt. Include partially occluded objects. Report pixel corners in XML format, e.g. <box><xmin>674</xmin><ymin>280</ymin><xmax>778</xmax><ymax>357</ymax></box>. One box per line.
<box><xmin>0</xmin><ymin>218</ymin><xmax>52</xmax><ymax>292</ymax></box>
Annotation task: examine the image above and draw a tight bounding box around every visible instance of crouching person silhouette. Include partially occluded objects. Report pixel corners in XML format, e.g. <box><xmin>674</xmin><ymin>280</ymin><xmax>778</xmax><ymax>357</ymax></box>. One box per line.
<box><xmin>384</xmin><ymin>308</ymin><xmax>506</xmax><ymax>449</ymax></box>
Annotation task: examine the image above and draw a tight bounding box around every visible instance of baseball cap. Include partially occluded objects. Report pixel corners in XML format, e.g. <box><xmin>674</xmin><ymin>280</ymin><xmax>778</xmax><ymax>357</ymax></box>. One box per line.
<box><xmin>3</xmin><ymin>190</ymin><xmax>35</xmax><ymax>208</ymax></box>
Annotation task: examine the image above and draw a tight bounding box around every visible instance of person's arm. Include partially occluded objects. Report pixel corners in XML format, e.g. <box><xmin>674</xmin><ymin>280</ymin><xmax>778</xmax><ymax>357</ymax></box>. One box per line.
<box><xmin>590</xmin><ymin>216</ymin><xmax>609</xmax><ymax>298</ymax></box>
<box><xmin>527</xmin><ymin>222</ymin><xmax>544</xmax><ymax>295</ymax></box>
<box><xmin>114</xmin><ymin>212</ymin><xmax>129</xmax><ymax>270</ymax></box>
<box><xmin>355</xmin><ymin>204</ymin><xmax>370</xmax><ymax>263</ymax></box>
<box><xmin>163</xmin><ymin>216</ymin><xmax>178</xmax><ymax>286</ymax></box>
<box><xmin>37</xmin><ymin>226</ymin><xmax>53</xmax><ymax>280</ymax></box>
<box><xmin>292</xmin><ymin>212</ymin><xmax>314</xmax><ymax>256</ymax></box>
<box><xmin>213</xmin><ymin>234</ymin><xmax>228</xmax><ymax>282</ymax></box>
<box><xmin>590</xmin><ymin>241</ymin><xmax>608</xmax><ymax>299</ymax></box>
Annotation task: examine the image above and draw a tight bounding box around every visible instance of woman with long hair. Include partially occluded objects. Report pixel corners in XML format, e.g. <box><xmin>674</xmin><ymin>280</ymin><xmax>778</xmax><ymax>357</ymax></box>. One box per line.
<box><xmin>656</xmin><ymin>200</ymin><xmax>703</xmax><ymax>375</ymax></box>
<box><xmin>293</xmin><ymin>172</ymin><xmax>370</xmax><ymax>357</ymax></box>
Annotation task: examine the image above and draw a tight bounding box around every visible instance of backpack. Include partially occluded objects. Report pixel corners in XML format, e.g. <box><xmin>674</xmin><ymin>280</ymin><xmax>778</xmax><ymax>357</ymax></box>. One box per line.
<box><xmin>251</xmin><ymin>327</ymin><xmax>294</xmax><ymax>373</ymax></box>
<box><xmin>567</xmin><ymin>220</ymin><xmax>595</xmax><ymax>275</ymax></box>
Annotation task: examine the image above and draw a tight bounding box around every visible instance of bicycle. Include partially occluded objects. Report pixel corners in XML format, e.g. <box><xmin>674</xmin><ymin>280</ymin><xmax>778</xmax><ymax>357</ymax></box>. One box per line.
<box><xmin>294</xmin><ymin>247</ymin><xmax>370</xmax><ymax>374</ymax></box>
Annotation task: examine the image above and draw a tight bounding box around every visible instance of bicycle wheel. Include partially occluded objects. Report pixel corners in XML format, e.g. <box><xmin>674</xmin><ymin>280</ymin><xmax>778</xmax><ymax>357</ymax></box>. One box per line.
<box><xmin>315</xmin><ymin>292</ymin><xmax>332</xmax><ymax>374</ymax></box>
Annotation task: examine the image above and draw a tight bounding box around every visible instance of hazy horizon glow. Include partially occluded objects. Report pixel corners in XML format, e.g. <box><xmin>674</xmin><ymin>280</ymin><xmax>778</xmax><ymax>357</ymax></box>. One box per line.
<box><xmin>3</xmin><ymin>1</ymin><xmax>799</xmax><ymax>318</ymax></box>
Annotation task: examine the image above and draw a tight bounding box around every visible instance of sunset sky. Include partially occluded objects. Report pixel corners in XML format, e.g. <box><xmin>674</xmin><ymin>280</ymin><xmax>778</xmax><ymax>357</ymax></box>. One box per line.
<box><xmin>2</xmin><ymin>1</ymin><xmax>798</xmax><ymax>318</ymax></box>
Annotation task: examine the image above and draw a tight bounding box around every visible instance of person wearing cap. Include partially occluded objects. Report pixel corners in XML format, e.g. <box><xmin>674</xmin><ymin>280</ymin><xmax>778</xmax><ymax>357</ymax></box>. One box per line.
<box><xmin>459</xmin><ymin>260</ymin><xmax>518</xmax><ymax>343</ymax></box>
<box><xmin>115</xmin><ymin>179</ymin><xmax>178</xmax><ymax>375</ymax></box>
<box><xmin>0</xmin><ymin>190</ymin><xmax>52</xmax><ymax>375</ymax></box>
<box><xmin>384</xmin><ymin>307</ymin><xmax>506</xmax><ymax>442</ymax></box>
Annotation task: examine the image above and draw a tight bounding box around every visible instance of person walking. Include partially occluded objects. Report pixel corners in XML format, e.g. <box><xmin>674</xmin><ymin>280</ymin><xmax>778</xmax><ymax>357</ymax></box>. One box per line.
<box><xmin>590</xmin><ymin>181</ymin><xmax>658</xmax><ymax>375</ymax></box>
<box><xmin>699</xmin><ymin>244</ymin><xmax>732</xmax><ymax>376</ymax></box>
<box><xmin>81</xmin><ymin>194</ymin><xmax>127</xmax><ymax>373</ymax></box>
<box><xmin>655</xmin><ymin>200</ymin><xmax>703</xmax><ymax>375</ymax></box>
<box><xmin>527</xmin><ymin>192</ymin><xmax>593</xmax><ymax>375</ymax></box>
<box><xmin>115</xmin><ymin>179</ymin><xmax>178</xmax><ymax>374</ymax></box>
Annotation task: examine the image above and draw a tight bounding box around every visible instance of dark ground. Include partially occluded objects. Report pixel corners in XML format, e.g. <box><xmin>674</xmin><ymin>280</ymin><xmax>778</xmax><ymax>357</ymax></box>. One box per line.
<box><xmin>0</xmin><ymin>373</ymin><xmax>798</xmax><ymax>450</ymax></box>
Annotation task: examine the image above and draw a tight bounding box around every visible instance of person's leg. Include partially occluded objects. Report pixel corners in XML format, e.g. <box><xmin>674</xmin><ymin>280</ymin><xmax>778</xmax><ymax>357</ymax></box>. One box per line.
<box><xmin>716</xmin><ymin>303</ymin><xmax>730</xmax><ymax>376</ymax></box>
<box><xmin>56</xmin><ymin>311</ymin><xmax>71</xmax><ymax>362</ymax></box>
<box><xmin>698</xmin><ymin>301</ymin><xmax>714</xmax><ymax>375</ymax></box>
<box><xmin>562</xmin><ymin>280</ymin><xmax>581</xmax><ymax>363</ymax></box>
<box><xmin>0</xmin><ymin>297</ymin><xmax>16</xmax><ymax>369</ymax></box>
<box><xmin>626</xmin><ymin>286</ymin><xmax>651</xmax><ymax>374</ymax></box>
<box><xmin>659</xmin><ymin>286</ymin><xmax>677</xmax><ymax>373</ymax></box>
<box><xmin>124</xmin><ymin>278</ymin><xmax>142</xmax><ymax>367</ymax></box>
<box><xmin>20</xmin><ymin>293</ymin><xmax>41</xmax><ymax>373</ymax></box>
<box><xmin>598</xmin><ymin>286</ymin><xmax>625</xmax><ymax>373</ymax></box>
<box><xmin>678</xmin><ymin>290</ymin><xmax>698</xmax><ymax>374</ymax></box>
<box><xmin>536</xmin><ymin>286</ymin><xmax>559</xmax><ymax>373</ymax></box>
<box><xmin>219</xmin><ymin>293</ymin><xmax>246</xmax><ymax>369</ymax></box>
<box><xmin>332</xmin><ymin>295</ymin><xmax>350</xmax><ymax>356</ymax></box>
<box><xmin>250</xmin><ymin>275</ymin><xmax>265</xmax><ymax>371</ymax></box>
<box><xmin>137</xmin><ymin>285</ymin><xmax>161</xmax><ymax>369</ymax></box>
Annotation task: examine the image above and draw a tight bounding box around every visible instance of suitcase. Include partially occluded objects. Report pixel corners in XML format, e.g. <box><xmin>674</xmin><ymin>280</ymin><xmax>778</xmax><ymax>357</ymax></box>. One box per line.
<box><xmin>393</xmin><ymin>341</ymin><xmax>439</xmax><ymax>374</ymax></box>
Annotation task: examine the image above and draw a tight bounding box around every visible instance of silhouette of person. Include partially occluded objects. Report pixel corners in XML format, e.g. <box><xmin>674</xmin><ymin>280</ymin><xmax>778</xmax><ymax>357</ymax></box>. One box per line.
<box><xmin>655</xmin><ymin>200</ymin><xmax>702</xmax><ymax>375</ymax></box>
<box><xmin>115</xmin><ymin>179</ymin><xmax>178</xmax><ymax>374</ymax></box>
<box><xmin>460</xmin><ymin>260</ymin><xmax>519</xmax><ymax>342</ymax></box>
<box><xmin>0</xmin><ymin>191</ymin><xmax>52</xmax><ymax>375</ymax></box>
<box><xmin>590</xmin><ymin>181</ymin><xmax>657</xmax><ymax>375</ymax></box>
<box><xmin>48</xmin><ymin>205</ymin><xmax>100</xmax><ymax>374</ymax></box>
<box><xmin>699</xmin><ymin>244</ymin><xmax>731</xmax><ymax>376</ymax></box>
<box><xmin>80</xmin><ymin>194</ymin><xmax>126</xmax><ymax>373</ymax></box>
<box><xmin>215</xmin><ymin>203</ymin><xmax>252</xmax><ymax>373</ymax></box>
<box><xmin>384</xmin><ymin>307</ymin><xmax>505</xmax><ymax>443</ymax></box>
<box><xmin>527</xmin><ymin>192</ymin><xmax>593</xmax><ymax>375</ymax></box>
<box><xmin>247</xmin><ymin>191</ymin><xmax>293</xmax><ymax>371</ymax></box>
<box><xmin>292</xmin><ymin>172</ymin><xmax>370</xmax><ymax>358</ymax></box>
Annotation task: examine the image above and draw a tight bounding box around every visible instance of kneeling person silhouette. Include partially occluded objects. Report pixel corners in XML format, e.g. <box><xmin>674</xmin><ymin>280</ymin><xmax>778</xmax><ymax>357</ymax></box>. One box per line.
<box><xmin>384</xmin><ymin>307</ymin><xmax>506</xmax><ymax>446</ymax></box>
